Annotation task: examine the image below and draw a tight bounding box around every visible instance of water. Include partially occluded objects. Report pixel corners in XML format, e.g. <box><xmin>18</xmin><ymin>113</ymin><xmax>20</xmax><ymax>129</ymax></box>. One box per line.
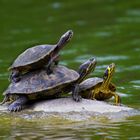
<box><xmin>0</xmin><ymin>0</ymin><xmax>140</xmax><ymax>139</ymax></box>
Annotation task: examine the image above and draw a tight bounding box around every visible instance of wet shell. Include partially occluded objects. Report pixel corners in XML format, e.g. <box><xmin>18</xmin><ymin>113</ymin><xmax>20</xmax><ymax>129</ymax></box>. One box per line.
<box><xmin>9</xmin><ymin>45</ymin><xmax>56</xmax><ymax>71</ymax></box>
<box><xmin>79</xmin><ymin>77</ymin><xmax>116</xmax><ymax>92</ymax></box>
<box><xmin>4</xmin><ymin>65</ymin><xmax>79</xmax><ymax>97</ymax></box>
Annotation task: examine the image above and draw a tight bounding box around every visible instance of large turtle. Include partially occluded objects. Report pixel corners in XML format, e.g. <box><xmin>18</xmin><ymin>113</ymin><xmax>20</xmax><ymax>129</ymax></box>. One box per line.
<box><xmin>9</xmin><ymin>30</ymin><xmax>73</xmax><ymax>83</ymax></box>
<box><xmin>74</xmin><ymin>63</ymin><xmax>121</xmax><ymax>105</ymax></box>
<box><xmin>0</xmin><ymin>57</ymin><xmax>97</xmax><ymax>111</ymax></box>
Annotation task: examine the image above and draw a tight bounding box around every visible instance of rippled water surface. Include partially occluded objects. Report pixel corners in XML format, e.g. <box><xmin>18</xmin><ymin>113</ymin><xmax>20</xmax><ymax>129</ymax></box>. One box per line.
<box><xmin>0</xmin><ymin>0</ymin><xmax>140</xmax><ymax>139</ymax></box>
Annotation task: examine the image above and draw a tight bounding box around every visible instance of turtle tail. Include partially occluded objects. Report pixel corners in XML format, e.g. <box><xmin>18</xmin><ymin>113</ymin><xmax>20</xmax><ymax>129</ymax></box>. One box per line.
<box><xmin>0</xmin><ymin>95</ymin><xmax>9</xmax><ymax>105</ymax></box>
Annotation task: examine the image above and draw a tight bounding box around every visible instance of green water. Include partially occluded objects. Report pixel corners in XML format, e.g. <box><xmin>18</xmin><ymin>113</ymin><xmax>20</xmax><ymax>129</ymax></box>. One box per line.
<box><xmin>0</xmin><ymin>0</ymin><xmax>140</xmax><ymax>139</ymax></box>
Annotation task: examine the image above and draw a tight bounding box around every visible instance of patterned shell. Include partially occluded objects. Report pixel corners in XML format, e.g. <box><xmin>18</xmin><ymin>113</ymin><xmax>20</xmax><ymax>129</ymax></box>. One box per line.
<box><xmin>4</xmin><ymin>65</ymin><xmax>79</xmax><ymax>95</ymax></box>
<box><xmin>10</xmin><ymin>44</ymin><xmax>56</xmax><ymax>69</ymax></box>
<box><xmin>79</xmin><ymin>77</ymin><xmax>116</xmax><ymax>91</ymax></box>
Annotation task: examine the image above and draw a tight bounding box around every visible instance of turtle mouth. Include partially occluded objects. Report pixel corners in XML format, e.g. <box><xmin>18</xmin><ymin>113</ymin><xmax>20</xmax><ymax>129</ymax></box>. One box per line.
<box><xmin>109</xmin><ymin>63</ymin><xmax>115</xmax><ymax>69</ymax></box>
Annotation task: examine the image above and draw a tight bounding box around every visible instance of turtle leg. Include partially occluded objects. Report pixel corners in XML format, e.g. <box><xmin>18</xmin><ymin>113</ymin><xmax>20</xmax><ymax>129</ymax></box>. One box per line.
<box><xmin>8</xmin><ymin>96</ymin><xmax>28</xmax><ymax>112</ymax></box>
<box><xmin>46</xmin><ymin>54</ymin><xmax>60</xmax><ymax>74</ymax></box>
<box><xmin>53</xmin><ymin>54</ymin><xmax>60</xmax><ymax>65</ymax></box>
<box><xmin>72</xmin><ymin>84</ymin><xmax>82</xmax><ymax>102</ymax></box>
<box><xmin>88</xmin><ymin>90</ymin><xmax>96</xmax><ymax>100</ymax></box>
<box><xmin>0</xmin><ymin>95</ymin><xmax>9</xmax><ymax>105</ymax></box>
<box><xmin>9</xmin><ymin>70</ymin><xmax>21</xmax><ymax>83</ymax></box>
<box><xmin>111</xmin><ymin>92</ymin><xmax>121</xmax><ymax>105</ymax></box>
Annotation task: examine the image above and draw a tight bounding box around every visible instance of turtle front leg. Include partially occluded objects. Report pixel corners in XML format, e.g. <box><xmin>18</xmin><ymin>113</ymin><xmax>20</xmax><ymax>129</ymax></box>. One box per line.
<box><xmin>53</xmin><ymin>54</ymin><xmax>59</xmax><ymax>65</ymax></box>
<box><xmin>72</xmin><ymin>84</ymin><xmax>82</xmax><ymax>102</ymax></box>
<box><xmin>111</xmin><ymin>92</ymin><xmax>121</xmax><ymax>105</ymax></box>
<box><xmin>9</xmin><ymin>70</ymin><xmax>21</xmax><ymax>83</ymax></box>
<box><xmin>46</xmin><ymin>54</ymin><xmax>60</xmax><ymax>74</ymax></box>
<box><xmin>0</xmin><ymin>95</ymin><xmax>9</xmax><ymax>105</ymax></box>
<box><xmin>8</xmin><ymin>96</ymin><xmax>28</xmax><ymax>112</ymax></box>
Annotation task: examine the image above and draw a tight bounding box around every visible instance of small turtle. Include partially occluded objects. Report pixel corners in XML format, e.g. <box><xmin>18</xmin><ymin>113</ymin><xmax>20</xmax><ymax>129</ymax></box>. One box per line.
<box><xmin>9</xmin><ymin>30</ymin><xmax>73</xmax><ymax>83</ymax></box>
<box><xmin>0</xmin><ymin>57</ymin><xmax>96</xmax><ymax>111</ymax></box>
<box><xmin>74</xmin><ymin>63</ymin><xmax>121</xmax><ymax>105</ymax></box>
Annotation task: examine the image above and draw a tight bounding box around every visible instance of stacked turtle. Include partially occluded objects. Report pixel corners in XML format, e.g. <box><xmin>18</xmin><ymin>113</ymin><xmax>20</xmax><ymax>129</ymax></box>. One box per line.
<box><xmin>74</xmin><ymin>63</ymin><xmax>121</xmax><ymax>105</ymax></box>
<box><xmin>0</xmin><ymin>30</ymin><xmax>121</xmax><ymax>112</ymax></box>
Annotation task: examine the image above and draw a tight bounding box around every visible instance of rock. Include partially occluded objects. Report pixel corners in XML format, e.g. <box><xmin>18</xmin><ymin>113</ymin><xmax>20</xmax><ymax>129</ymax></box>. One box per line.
<box><xmin>0</xmin><ymin>98</ymin><xmax>139</xmax><ymax>121</ymax></box>
<box><xmin>31</xmin><ymin>98</ymin><xmax>132</xmax><ymax>113</ymax></box>
<box><xmin>29</xmin><ymin>98</ymin><xmax>139</xmax><ymax>121</ymax></box>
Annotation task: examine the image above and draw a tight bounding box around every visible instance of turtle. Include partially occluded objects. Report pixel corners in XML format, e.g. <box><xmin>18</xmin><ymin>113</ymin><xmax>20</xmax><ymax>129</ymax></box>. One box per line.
<box><xmin>9</xmin><ymin>30</ymin><xmax>73</xmax><ymax>83</ymax></box>
<box><xmin>0</xmin><ymin>57</ymin><xmax>97</xmax><ymax>112</ymax></box>
<box><xmin>73</xmin><ymin>63</ymin><xmax>121</xmax><ymax>105</ymax></box>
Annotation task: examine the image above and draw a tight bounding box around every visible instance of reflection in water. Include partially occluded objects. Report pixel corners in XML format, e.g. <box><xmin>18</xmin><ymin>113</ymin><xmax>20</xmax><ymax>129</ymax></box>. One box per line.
<box><xmin>51</xmin><ymin>2</ymin><xmax>61</xmax><ymax>9</ymax></box>
<box><xmin>97</xmin><ymin>55</ymin><xmax>129</xmax><ymax>62</ymax></box>
<box><xmin>0</xmin><ymin>111</ymin><xmax>139</xmax><ymax>140</ymax></box>
<box><xmin>61</xmin><ymin>49</ymin><xmax>77</xmax><ymax>55</ymax></box>
<box><xmin>117</xmin><ymin>17</ymin><xmax>140</xmax><ymax>23</ymax></box>
<box><xmin>10</xmin><ymin>28</ymin><xmax>32</xmax><ymax>35</ymax></box>
<box><xmin>130</xmin><ymin>80</ymin><xmax>140</xmax><ymax>84</ymax></box>
<box><xmin>134</xmin><ymin>48</ymin><xmax>140</xmax><ymax>51</ymax></box>
<box><xmin>76</xmin><ymin>20</ymin><xmax>87</xmax><ymax>26</ymax></box>
<box><xmin>132</xmin><ymin>85</ymin><xmax>140</xmax><ymax>89</ymax></box>
<box><xmin>126</xmin><ymin>65</ymin><xmax>140</xmax><ymax>71</ymax></box>
<box><xmin>0</xmin><ymin>73</ymin><xmax>9</xmax><ymax>80</ymax></box>
<box><xmin>94</xmin><ymin>31</ymin><xmax>112</xmax><ymax>37</ymax></box>
<box><xmin>127</xmin><ymin>9</ymin><xmax>140</xmax><ymax>16</ymax></box>
<box><xmin>75</xmin><ymin>55</ymin><xmax>129</xmax><ymax>63</ymax></box>
<box><xmin>0</xmin><ymin>59</ymin><xmax>3</xmax><ymax>63</ymax></box>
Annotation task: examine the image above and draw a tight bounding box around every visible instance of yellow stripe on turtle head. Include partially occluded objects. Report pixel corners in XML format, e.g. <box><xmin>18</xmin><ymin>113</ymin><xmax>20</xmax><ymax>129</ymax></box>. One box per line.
<box><xmin>101</xmin><ymin>63</ymin><xmax>115</xmax><ymax>89</ymax></box>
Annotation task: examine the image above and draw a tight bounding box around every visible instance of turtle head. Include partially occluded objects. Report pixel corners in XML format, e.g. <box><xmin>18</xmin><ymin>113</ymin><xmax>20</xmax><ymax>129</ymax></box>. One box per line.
<box><xmin>103</xmin><ymin>63</ymin><xmax>115</xmax><ymax>80</ymax></box>
<box><xmin>57</xmin><ymin>30</ymin><xmax>73</xmax><ymax>48</ymax></box>
<box><xmin>78</xmin><ymin>57</ymin><xmax>97</xmax><ymax>83</ymax></box>
<box><xmin>101</xmin><ymin>63</ymin><xmax>115</xmax><ymax>89</ymax></box>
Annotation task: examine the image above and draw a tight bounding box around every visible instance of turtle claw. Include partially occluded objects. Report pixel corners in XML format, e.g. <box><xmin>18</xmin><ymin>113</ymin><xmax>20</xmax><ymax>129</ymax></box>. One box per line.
<box><xmin>8</xmin><ymin>103</ymin><xmax>22</xmax><ymax>112</ymax></box>
<box><xmin>15</xmin><ymin>105</ymin><xmax>22</xmax><ymax>112</ymax></box>
<box><xmin>72</xmin><ymin>94</ymin><xmax>82</xmax><ymax>102</ymax></box>
<box><xmin>116</xmin><ymin>103</ymin><xmax>121</xmax><ymax>106</ymax></box>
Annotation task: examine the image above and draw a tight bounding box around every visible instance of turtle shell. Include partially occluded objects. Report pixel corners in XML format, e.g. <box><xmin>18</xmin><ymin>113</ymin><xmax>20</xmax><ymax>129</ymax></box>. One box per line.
<box><xmin>79</xmin><ymin>77</ymin><xmax>116</xmax><ymax>92</ymax></box>
<box><xmin>9</xmin><ymin>45</ymin><xmax>57</xmax><ymax>71</ymax></box>
<box><xmin>4</xmin><ymin>65</ymin><xmax>79</xmax><ymax>98</ymax></box>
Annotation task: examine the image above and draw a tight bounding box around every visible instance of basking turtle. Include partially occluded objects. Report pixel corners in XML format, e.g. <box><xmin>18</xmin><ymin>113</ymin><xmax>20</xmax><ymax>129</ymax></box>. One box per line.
<box><xmin>74</xmin><ymin>63</ymin><xmax>121</xmax><ymax>105</ymax></box>
<box><xmin>0</xmin><ymin>57</ymin><xmax>97</xmax><ymax>111</ymax></box>
<box><xmin>9</xmin><ymin>30</ymin><xmax>73</xmax><ymax>83</ymax></box>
